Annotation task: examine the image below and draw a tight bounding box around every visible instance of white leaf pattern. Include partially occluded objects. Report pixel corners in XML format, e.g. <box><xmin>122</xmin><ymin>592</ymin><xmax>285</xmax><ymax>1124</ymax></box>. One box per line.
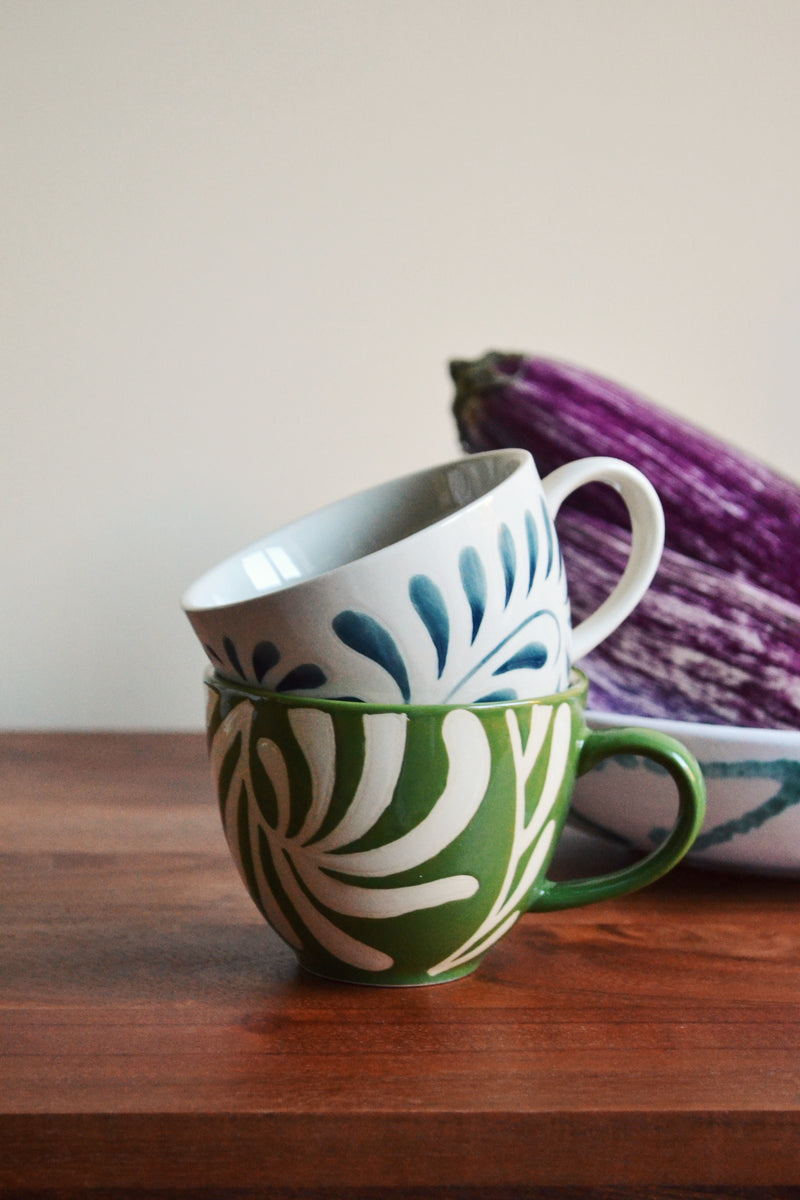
<box><xmin>209</xmin><ymin>700</ymin><xmax>303</xmax><ymax>951</ymax></box>
<box><xmin>325</xmin><ymin>709</ymin><xmax>489</xmax><ymax>876</ymax></box>
<box><xmin>287</xmin><ymin>707</ymin><xmax>337</xmax><ymax>844</ymax></box>
<box><xmin>427</xmin><ymin>701</ymin><xmax>571</xmax><ymax>977</ymax></box>
<box><xmin>308</xmin><ymin>711</ymin><xmax>408</xmax><ymax>853</ymax></box>
<box><xmin>208</xmin><ymin>695</ymin><xmax>490</xmax><ymax>973</ymax></box>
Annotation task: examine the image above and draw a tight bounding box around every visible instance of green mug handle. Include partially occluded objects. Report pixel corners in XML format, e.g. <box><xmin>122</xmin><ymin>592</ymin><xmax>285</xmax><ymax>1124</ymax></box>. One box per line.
<box><xmin>532</xmin><ymin>727</ymin><xmax>706</xmax><ymax>912</ymax></box>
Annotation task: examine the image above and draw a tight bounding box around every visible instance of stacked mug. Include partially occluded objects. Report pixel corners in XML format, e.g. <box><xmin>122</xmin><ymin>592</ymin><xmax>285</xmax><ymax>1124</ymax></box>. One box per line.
<box><xmin>182</xmin><ymin>449</ymin><xmax>705</xmax><ymax>986</ymax></box>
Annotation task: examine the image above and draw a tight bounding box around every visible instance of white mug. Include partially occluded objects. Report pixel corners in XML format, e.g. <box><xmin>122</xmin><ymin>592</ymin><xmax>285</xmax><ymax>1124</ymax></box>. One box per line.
<box><xmin>182</xmin><ymin>448</ymin><xmax>664</xmax><ymax>703</ymax></box>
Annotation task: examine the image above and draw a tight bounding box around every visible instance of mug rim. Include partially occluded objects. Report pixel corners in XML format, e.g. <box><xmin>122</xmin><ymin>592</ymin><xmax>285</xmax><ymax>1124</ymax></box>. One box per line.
<box><xmin>183</xmin><ymin>448</ymin><xmax>534</xmax><ymax>615</ymax></box>
<box><xmin>205</xmin><ymin>665</ymin><xmax>589</xmax><ymax>714</ymax></box>
<box><xmin>586</xmin><ymin>706</ymin><xmax>800</xmax><ymax>749</ymax></box>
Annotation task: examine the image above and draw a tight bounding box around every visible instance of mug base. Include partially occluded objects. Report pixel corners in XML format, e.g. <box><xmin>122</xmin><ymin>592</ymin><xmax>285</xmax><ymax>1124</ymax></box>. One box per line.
<box><xmin>296</xmin><ymin>956</ymin><xmax>483</xmax><ymax>988</ymax></box>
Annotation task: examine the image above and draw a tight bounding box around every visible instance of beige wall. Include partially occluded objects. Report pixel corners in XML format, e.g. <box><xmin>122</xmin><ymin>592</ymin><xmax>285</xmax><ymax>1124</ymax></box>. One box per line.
<box><xmin>3</xmin><ymin>0</ymin><xmax>799</xmax><ymax>728</ymax></box>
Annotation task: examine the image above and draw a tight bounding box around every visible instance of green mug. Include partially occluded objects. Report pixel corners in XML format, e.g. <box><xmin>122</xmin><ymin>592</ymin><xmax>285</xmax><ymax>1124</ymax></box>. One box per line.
<box><xmin>205</xmin><ymin>669</ymin><xmax>705</xmax><ymax>986</ymax></box>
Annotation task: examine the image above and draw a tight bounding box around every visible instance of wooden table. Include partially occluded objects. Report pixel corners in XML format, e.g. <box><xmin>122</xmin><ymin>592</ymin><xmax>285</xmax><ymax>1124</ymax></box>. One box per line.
<box><xmin>3</xmin><ymin>732</ymin><xmax>800</xmax><ymax>1198</ymax></box>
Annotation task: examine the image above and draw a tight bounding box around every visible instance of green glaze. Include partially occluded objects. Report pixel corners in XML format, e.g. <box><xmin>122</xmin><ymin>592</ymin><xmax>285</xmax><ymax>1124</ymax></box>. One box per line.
<box><xmin>205</xmin><ymin>670</ymin><xmax>705</xmax><ymax>986</ymax></box>
<box><xmin>534</xmin><ymin>726</ymin><xmax>706</xmax><ymax>911</ymax></box>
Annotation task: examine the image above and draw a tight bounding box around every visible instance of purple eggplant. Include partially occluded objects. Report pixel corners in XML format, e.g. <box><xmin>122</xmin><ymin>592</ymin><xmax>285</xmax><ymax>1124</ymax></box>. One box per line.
<box><xmin>557</xmin><ymin>508</ymin><xmax>800</xmax><ymax>727</ymax></box>
<box><xmin>450</xmin><ymin>350</ymin><xmax>800</xmax><ymax>727</ymax></box>
<box><xmin>451</xmin><ymin>351</ymin><xmax>800</xmax><ymax>606</ymax></box>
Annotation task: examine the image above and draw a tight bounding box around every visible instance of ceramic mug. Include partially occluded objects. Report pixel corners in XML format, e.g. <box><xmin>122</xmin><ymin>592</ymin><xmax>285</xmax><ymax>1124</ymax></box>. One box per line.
<box><xmin>184</xmin><ymin>450</ymin><xmax>664</xmax><ymax>705</ymax></box>
<box><xmin>204</xmin><ymin>669</ymin><xmax>705</xmax><ymax>986</ymax></box>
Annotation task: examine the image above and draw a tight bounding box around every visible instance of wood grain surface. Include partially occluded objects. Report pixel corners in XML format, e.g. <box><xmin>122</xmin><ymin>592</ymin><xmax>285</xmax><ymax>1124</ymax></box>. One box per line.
<box><xmin>2</xmin><ymin>732</ymin><xmax>800</xmax><ymax>1198</ymax></box>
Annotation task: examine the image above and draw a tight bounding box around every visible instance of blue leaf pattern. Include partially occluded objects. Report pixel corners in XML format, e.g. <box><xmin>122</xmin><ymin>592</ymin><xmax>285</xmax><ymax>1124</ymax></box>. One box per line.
<box><xmin>476</xmin><ymin>688</ymin><xmax>518</xmax><ymax>703</ymax></box>
<box><xmin>206</xmin><ymin>513</ymin><xmax>567</xmax><ymax>704</ymax></box>
<box><xmin>443</xmin><ymin>608</ymin><xmax>560</xmax><ymax>703</ymax></box>
<box><xmin>223</xmin><ymin>635</ymin><xmax>246</xmax><ymax>680</ymax></box>
<box><xmin>493</xmin><ymin>642</ymin><xmax>548</xmax><ymax>676</ymax></box>
<box><xmin>498</xmin><ymin>524</ymin><xmax>516</xmax><ymax>608</ymax></box>
<box><xmin>332</xmin><ymin>610</ymin><xmax>411</xmax><ymax>703</ymax></box>
<box><xmin>542</xmin><ymin>498</ymin><xmax>555</xmax><ymax>578</ymax></box>
<box><xmin>409</xmin><ymin>574</ymin><xmax>449</xmax><ymax>678</ymax></box>
<box><xmin>524</xmin><ymin>510</ymin><xmax>538</xmax><ymax>593</ymax></box>
<box><xmin>276</xmin><ymin>664</ymin><xmax>328</xmax><ymax>692</ymax></box>
<box><xmin>252</xmin><ymin>640</ymin><xmax>281</xmax><ymax>683</ymax></box>
<box><xmin>459</xmin><ymin>546</ymin><xmax>487</xmax><ymax>644</ymax></box>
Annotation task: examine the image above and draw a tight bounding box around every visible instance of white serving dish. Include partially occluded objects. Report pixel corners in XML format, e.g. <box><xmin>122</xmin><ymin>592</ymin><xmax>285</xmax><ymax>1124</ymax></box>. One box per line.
<box><xmin>571</xmin><ymin>711</ymin><xmax>800</xmax><ymax>876</ymax></box>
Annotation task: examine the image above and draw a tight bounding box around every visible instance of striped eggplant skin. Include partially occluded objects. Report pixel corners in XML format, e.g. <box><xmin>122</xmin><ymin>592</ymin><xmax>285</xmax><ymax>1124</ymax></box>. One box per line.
<box><xmin>557</xmin><ymin>509</ymin><xmax>800</xmax><ymax>729</ymax></box>
<box><xmin>450</xmin><ymin>351</ymin><xmax>800</xmax><ymax>728</ymax></box>
<box><xmin>451</xmin><ymin>351</ymin><xmax>800</xmax><ymax>607</ymax></box>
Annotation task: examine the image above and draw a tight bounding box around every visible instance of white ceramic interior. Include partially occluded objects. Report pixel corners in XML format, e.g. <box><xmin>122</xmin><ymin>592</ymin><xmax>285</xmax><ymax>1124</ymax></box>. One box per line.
<box><xmin>183</xmin><ymin>449</ymin><xmax>527</xmax><ymax>611</ymax></box>
<box><xmin>572</xmin><ymin>709</ymin><xmax>800</xmax><ymax>876</ymax></box>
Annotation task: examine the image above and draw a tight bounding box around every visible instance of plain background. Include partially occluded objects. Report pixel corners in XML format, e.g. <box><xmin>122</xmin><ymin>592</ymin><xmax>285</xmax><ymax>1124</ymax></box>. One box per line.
<box><xmin>3</xmin><ymin>0</ymin><xmax>799</xmax><ymax>730</ymax></box>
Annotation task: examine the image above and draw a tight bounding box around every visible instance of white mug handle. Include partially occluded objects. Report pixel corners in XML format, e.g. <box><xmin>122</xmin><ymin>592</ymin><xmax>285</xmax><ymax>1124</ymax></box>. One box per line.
<box><xmin>541</xmin><ymin>456</ymin><xmax>665</xmax><ymax>661</ymax></box>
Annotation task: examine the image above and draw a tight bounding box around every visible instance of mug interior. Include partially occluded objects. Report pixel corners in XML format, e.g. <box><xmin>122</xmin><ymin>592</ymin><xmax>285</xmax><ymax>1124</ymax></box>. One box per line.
<box><xmin>183</xmin><ymin>449</ymin><xmax>530</xmax><ymax>611</ymax></box>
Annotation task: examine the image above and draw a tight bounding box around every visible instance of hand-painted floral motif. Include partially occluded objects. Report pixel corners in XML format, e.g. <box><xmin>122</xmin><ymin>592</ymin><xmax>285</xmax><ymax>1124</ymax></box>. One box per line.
<box><xmin>208</xmin><ymin>501</ymin><xmax>568</xmax><ymax>704</ymax></box>
<box><xmin>206</xmin><ymin>684</ymin><xmax>574</xmax><ymax>983</ymax></box>
<box><xmin>207</xmin><ymin>690</ymin><xmax>494</xmax><ymax>973</ymax></box>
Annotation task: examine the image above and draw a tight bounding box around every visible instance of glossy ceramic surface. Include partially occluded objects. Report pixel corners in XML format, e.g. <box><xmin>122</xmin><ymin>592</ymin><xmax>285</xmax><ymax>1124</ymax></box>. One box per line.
<box><xmin>204</xmin><ymin>670</ymin><xmax>704</xmax><ymax>985</ymax></box>
<box><xmin>573</xmin><ymin>710</ymin><xmax>800</xmax><ymax>876</ymax></box>
<box><xmin>184</xmin><ymin>450</ymin><xmax>664</xmax><ymax>704</ymax></box>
